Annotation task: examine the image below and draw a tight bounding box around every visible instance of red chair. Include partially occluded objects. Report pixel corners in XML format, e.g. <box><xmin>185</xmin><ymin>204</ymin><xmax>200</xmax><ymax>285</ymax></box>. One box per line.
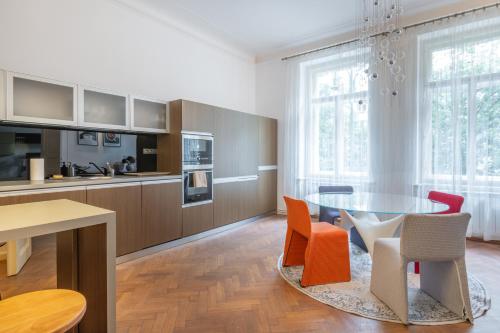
<box><xmin>428</xmin><ymin>190</ymin><xmax>464</xmax><ymax>214</ymax></box>
<box><xmin>414</xmin><ymin>190</ymin><xmax>465</xmax><ymax>273</ymax></box>
<box><xmin>282</xmin><ymin>196</ymin><xmax>351</xmax><ymax>287</ymax></box>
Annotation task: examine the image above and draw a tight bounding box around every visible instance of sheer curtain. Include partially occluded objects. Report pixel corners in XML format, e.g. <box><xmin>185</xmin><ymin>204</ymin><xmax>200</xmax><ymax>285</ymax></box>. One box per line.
<box><xmin>411</xmin><ymin>8</ymin><xmax>500</xmax><ymax>240</ymax></box>
<box><xmin>283</xmin><ymin>6</ymin><xmax>500</xmax><ymax>240</ymax></box>
<box><xmin>283</xmin><ymin>44</ymin><xmax>374</xmax><ymax>207</ymax></box>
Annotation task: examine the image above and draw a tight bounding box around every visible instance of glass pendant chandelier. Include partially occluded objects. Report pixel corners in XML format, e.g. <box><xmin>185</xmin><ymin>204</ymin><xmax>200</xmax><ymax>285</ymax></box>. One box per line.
<box><xmin>358</xmin><ymin>0</ymin><xmax>406</xmax><ymax>98</ymax></box>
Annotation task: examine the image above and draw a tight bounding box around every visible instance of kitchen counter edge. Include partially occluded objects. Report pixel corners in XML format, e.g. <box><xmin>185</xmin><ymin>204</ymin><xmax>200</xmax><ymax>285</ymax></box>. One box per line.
<box><xmin>0</xmin><ymin>175</ymin><xmax>182</xmax><ymax>193</ymax></box>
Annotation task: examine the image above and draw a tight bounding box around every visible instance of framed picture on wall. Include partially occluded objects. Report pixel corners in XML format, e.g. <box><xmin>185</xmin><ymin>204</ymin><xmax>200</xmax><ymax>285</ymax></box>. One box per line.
<box><xmin>77</xmin><ymin>131</ymin><xmax>98</xmax><ymax>146</ymax></box>
<box><xmin>103</xmin><ymin>133</ymin><xmax>121</xmax><ymax>147</ymax></box>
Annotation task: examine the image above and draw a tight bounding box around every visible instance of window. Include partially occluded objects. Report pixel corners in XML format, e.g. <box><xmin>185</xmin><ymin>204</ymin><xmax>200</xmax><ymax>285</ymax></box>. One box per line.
<box><xmin>303</xmin><ymin>56</ymin><xmax>369</xmax><ymax>179</ymax></box>
<box><xmin>420</xmin><ymin>28</ymin><xmax>500</xmax><ymax>184</ymax></box>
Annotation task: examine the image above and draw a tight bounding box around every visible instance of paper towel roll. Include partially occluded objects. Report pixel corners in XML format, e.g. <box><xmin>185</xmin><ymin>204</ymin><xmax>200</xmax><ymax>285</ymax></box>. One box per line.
<box><xmin>30</xmin><ymin>158</ymin><xmax>45</xmax><ymax>181</ymax></box>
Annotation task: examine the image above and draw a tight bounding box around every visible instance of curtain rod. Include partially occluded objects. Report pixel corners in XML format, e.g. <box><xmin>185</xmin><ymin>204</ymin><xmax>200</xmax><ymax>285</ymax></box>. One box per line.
<box><xmin>281</xmin><ymin>2</ymin><xmax>500</xmax><ymax>61</ymax></box>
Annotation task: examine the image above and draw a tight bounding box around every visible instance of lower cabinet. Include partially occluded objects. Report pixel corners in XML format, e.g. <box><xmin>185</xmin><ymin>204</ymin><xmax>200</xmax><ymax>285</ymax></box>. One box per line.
<box><xmin>86</xmin><ymin>183</ymin><xmax>142</xmax><ymax>256</ymax></box>
<box><xmin>142</xmin><ymin>180</ymin><xmax>182</xmax><ymax>248</ymax></box>
<box><xmin>182</xmin><ymin>203</ymin><xmax>214</xmax><ymax>237</ymax></box>
<box><xmin>213</xmin><ymin>182</ymin><xmax>239</xmax><ymax>227</ymax></box>
<box><xmin>0</xmin><ymin>187</ymin><xmax>86</xmax><ymax>206</ymax></box>
<box><xmin>238</xmin><ymin>179</ymin><xmax>259</xmax><ymax>221</ymax></box>
<box><xmin>258</xmin><ymin>170</ymin><xmax>277</xmax><ymax>214</ymax></box>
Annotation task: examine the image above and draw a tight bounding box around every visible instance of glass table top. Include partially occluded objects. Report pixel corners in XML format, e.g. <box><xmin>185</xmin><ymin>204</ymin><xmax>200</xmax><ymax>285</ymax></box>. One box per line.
<box><xmin>305</xmin><ymin>192</ymin><xmax>449</xmax><ymax>215</ymax></box>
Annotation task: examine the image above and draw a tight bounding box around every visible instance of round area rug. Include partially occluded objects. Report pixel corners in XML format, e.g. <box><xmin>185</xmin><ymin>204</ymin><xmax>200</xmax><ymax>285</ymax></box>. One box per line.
<box><xmin>278</xmin><ymin>245</ymin><xmax>491</xmax><ymax>325</ymax></box>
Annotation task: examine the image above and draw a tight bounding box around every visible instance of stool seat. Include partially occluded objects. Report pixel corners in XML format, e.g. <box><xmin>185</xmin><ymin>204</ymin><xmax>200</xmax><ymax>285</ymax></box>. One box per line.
<box><xmin>0</xmin><ymin>289</ymin><xmax>86</xmax><ymax>333</ymax></box>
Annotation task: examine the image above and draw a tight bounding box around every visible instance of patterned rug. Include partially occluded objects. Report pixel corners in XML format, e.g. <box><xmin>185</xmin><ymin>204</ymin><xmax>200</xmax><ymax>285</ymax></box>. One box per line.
<box><xmin>278</xmin><ymin>245</ymin><xmax>491</xmax><ymax>325</ymax></box>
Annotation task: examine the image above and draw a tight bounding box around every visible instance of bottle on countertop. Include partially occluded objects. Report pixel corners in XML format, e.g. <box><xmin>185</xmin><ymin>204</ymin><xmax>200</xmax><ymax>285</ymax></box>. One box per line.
<box><xmin>60</xmin><ymin>162</ymin><xmax>68</xmax><ymax>177</ymax></box>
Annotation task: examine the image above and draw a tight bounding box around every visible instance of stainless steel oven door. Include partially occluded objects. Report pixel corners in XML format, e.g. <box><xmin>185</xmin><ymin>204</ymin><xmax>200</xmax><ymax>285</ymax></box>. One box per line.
<box><xmin>183</xmin><ymin>169</ymin><xmax>213</xmax><ymax>207</ymax></box>
<box><xmin>182</xmin><ymin>133</ymin><xmax>213</xmax><ymax>169</ymax></box>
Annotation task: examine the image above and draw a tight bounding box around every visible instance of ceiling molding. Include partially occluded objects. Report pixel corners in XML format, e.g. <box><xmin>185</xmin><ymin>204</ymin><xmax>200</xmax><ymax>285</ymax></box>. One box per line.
<box><xmin>256</xmin><ymin>0</ymin><xmax>492</xmax><ymax>62</ymax></box>
<box><xmin>112</xmin><ymin>0</ymin><xmax>256</xmax><ymax>63</ymax></box>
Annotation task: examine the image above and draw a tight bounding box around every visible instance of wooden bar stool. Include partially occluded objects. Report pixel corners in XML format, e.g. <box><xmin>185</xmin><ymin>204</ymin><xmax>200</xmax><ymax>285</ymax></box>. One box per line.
<box><xmin>0</xmin><ymin>289</ymin><xmax>86</xmax><ymax>333</ymax></box>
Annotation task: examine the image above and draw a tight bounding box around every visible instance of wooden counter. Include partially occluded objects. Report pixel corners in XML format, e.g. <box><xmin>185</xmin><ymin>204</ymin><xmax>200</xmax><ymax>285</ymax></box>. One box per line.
<box><xmin>0</xmin><ymin>199</ymin><xmax>116</xmax><ymax>332</ymax></box>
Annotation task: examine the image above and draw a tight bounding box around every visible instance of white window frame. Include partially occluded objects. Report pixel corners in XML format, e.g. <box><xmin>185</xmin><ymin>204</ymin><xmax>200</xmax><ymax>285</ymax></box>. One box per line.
<box><xmin>302</xmin><ymin>56</ymin><xmax>369</xmax><ymax>179</ymax></box>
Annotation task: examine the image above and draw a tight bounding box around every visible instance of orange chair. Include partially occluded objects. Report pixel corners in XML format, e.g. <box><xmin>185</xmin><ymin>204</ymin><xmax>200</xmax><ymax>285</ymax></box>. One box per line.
<box><xmin>283</xmin><ymin>196</ymin><xmax>351</xmax><ymax>287</ymax></box>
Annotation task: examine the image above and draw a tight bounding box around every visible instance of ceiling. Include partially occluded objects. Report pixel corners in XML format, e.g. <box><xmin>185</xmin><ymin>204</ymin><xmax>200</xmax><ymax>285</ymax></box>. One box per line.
<box><xmin>125</xmin><ymin>0</ymin><xmax>462</xmax><ymax>60</ymax></box>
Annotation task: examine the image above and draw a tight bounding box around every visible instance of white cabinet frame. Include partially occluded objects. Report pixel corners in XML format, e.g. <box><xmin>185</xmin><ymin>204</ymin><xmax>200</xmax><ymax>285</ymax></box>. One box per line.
<box><xmin>130</xmin><ymin>95</ymin><xmax>169</xmax><ymax>133</ymax></box>
<box><xmin>6</xmin><ymin>72</ymin><xmax>78</xmax><ymax>126</ymax></box>
<box><xmin>78</xmin><ymin>85</ymin><xmax>130</xmax><ymax>131</ymax></box>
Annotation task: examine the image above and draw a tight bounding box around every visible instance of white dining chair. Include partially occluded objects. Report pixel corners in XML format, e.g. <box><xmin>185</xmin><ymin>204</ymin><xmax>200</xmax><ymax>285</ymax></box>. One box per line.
<box><xmin>339</xmin><ymin>209</ymin><xmax>404</xmax><ymax>257</ymax></box>
<box><xmin>370</xmin><ymin>213</ymin><xmax>473</xmax><ymax>324</ymax></box>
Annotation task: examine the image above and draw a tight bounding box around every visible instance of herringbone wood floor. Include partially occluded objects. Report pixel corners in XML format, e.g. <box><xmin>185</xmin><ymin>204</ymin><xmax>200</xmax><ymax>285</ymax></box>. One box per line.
<box><xmin>1</xmin><ymin>215</ymin><xmax>499</xmax><ymax>332</ymax></box>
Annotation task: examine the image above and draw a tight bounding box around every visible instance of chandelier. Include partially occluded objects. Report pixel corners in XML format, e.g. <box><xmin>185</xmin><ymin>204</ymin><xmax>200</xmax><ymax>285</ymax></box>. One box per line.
<box><xmin>358</xmin><ymin>0</ymin><xmax>406</xmax><ymax>98</ymax></box>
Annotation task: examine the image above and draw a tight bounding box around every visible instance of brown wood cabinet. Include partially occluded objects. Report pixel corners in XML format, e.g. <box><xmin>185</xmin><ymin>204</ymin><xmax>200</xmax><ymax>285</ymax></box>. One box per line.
<box><xmin>86</xmin><ymin>184</ymin><xmax>142</xmax><ymax>256</ymax></box>
<box><xmin>213</xmin><ymin>182</ymin><xmax>239</xmax><ymax>227</ymax></box>
<box><xmin>0</xmin><ymin>188</ymin><xmax>86</xmax><ymax>206</ymax></box>
<box><xmin>214</xmin><ymin>108</ymin><xmax>239</xmax><ymax>178</ymax></box>
<box><xmin>259</xmin><ymin>116</ymin><xmax>278</xmax><ymax>166</ymax></box>
<box><xmin>182</xmin><ymin>203</ymin><xmax>214</xmax><ymax>237</ymax></box>
<box><xmin>238</xmin><ymin>113</ymin><xmax>259</xmax><ymax>176</ymax></box>
<box><xmin>181</xmin><ymin>100</ymin><xmax>215</xmax><ymax>133</ymax></box>
<box><xmin>238</xmin><ymin>179</ymin><xmax>259</xmax><ymax>221</ymax></box>
<box><xmin>141</xmin><ymin>180</ymin><xmax>182</xmax><ymax>248</ymax></box>
<box><xmin>258</xmin><ymin>170</ymin><xmax>277</xmax><ymax>214</ymax></box>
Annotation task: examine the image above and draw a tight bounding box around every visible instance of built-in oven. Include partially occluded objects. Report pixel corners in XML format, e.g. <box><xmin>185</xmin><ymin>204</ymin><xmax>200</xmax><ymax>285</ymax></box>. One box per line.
<box><xmin>182</xmin><ymin>168</ymin><xmax>213</xmax><ymax>207</ymax></box>
<box><xmin>182</xmin><ymin>132</ymin><xmax>213</xmax><ymax>170</ymax></box>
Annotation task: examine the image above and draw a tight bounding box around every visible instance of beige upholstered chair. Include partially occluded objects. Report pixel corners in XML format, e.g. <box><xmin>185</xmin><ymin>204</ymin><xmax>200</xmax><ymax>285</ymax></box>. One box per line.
<box><xmin>370</xmin><ymin>213</ymin><xmax>473</xmax><ymax>324</ymax></box>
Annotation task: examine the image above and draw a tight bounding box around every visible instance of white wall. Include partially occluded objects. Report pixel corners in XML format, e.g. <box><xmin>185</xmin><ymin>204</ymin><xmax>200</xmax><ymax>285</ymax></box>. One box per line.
<box><xmin>0</xmin><ymin>0</ymin><xmax>256</xmax><ymax>114</ymax></box>
<box><xmin>255</xmin><ymin>59</ymin><xmax>286</xmax><ymax>211</ymax></box>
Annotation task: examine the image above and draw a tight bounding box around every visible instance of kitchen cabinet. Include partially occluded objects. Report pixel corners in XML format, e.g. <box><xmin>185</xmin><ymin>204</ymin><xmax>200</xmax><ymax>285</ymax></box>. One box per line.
<box><xmin>0</xmin><ymin>187</ymin><xmax>86</xmax><ymax>205</ymax></box>
<box><xmin>214</xmin><ymin>108</ymin><xmax>239</xmax><ymax>178</ymax></box>
<box><xmin>181</xmin><ymin>100</ymin><xmax>215</xmax><ymax>134</ymax></box>
<box><xmin>214</xmin><ymin>109</ymin><xmax>258</xmax><ymax>178</ymax></box>
<box><xmin>131</xmin><ymin>96</ymin><xmax>169</xmax><ymax>133</ymax></box>
<box><xmin>0</xmin><ymin>69</ymin><xmax>6</xmax><ymax>120</ymax></box>
<box><xmin>141</xmin><ymin>180</ymin><xmax>182</xmax><ymax>248</ymax></box>
<box><xmin>259</xmin><ymin>117</ymin><xmax>278</xmax><ymax>166</ymax></box>
<box><xmin>258</xmin><ymin>170</ymin><xmax>277</xmax><ymax>214</ymax></box>
<box><xmin>238</xmin><ymin>112</ymin><xmax>259</xmax><ymax>176</ymax></box>
<box><xmin>182</xmin><ymin>203</ymin><xmax>214</xmax><ymax>237</ymax></box>
<box><xmin>6</xmin><ymin>72</ymin><xmax>77</xmax><ymax>126</ymax></box>
<box><xmin>213</xmin><ymin>181</ymin><xmax>239</xmax><ymax>227</ymax></box>
<box><xmin>78</xmin><ymin>85</ymin><xmax>129</xmax><ymax>130</ymax></box>
<box><xmin>238</xmin><ymin>177</ymin><xmax>259</xmax><ymax>221</ymax></box>
<box><xmin>86</xmin><ymin>183</ymin><xmax>142</xmax><ymax>256</ymax></box>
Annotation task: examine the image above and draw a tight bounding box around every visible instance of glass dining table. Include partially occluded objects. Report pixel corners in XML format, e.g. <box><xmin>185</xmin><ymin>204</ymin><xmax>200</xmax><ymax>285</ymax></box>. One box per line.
<box><xmin>305</xmin><ymin>192</ymin><xmax>449</xmax><ymax>257</ymax></box>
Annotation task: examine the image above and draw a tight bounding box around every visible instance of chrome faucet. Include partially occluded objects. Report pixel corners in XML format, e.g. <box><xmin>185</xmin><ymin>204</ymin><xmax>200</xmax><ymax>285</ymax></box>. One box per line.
<box><xmin>89</xmin><ymin>162</ymin><xmax>107</xmax><ymax>176</ymax></box>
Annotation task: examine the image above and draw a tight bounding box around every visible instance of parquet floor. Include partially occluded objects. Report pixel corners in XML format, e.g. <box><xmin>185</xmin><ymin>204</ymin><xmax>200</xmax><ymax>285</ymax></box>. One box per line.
<box><xmin>1</xmin><ymin>215</ymin><xmax>499</xmax><ymax>332</ymax></box>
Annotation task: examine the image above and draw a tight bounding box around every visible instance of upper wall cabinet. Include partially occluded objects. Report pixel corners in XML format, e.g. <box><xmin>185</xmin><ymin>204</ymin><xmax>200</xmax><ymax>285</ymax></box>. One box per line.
<box><xmin>6</xmin><ymin>72</ymin><xmax>77</xmax><ymax>126</ymax></box>
<box><xmin>78</xmin><ymin>86</ymin><xmax>130</xmax><ymax>130</ymax></box>
<box><xmin>131</xmin><ymin>96</ymin><xmax>169</xmax><ymax>133</ymax></box>
<box><xmin>0</xmin><ymin>70</ymin><xmax>6</xmax><ymax>120</ymax></box>
<box><xmin>259</xmin><ymin>117</ymin><xmax>277</xmax><ymax>166</ymax></box>
<box><xmin>181</xmin><ymin>100</ymin><xmax>215</xmax><ymax>134</ymax></box>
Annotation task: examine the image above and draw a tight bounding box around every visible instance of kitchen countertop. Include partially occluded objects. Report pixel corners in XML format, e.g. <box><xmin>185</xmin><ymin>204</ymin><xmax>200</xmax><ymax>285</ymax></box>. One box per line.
<box><xmin>0</xmin><ymin>174</ymin><xmax>182</xmax><ymax>193</ymax></box>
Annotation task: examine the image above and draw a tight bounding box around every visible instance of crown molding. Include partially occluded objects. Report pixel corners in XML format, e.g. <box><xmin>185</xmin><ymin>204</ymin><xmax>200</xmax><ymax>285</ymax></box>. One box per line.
<box><xmin>112</xmin><ymin>0</ymin><xmax>256</xmax><ymax>63</ymax></box>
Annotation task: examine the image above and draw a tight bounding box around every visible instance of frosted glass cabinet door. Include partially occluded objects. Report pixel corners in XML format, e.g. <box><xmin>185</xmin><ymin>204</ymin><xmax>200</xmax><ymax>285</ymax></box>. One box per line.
<box><xmin>130</xmin><ymin>96</ymin><xmax>169</xmax><ymax>133</ymax></box>
<box><xmin>78</xmin><ymin>86</ymin><xmax>130</xmax><ymax>130</ymax></box>
<box><xmin>0</xmin><ymin>69</ymin><xmax>5</xmax><ymax>120</ymax></box>
<box><xmin>6</xmin><ymin>72</ymin><xmax>77</xmax><ymax>126</ymax></box>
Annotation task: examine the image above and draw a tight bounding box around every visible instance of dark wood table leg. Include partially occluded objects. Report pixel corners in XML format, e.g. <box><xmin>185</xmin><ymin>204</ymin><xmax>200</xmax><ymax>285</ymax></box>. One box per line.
<box><xmin>57</xmin><ymin>223</ymin><xmax>109</xmax><ymax>333</ymax></box>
